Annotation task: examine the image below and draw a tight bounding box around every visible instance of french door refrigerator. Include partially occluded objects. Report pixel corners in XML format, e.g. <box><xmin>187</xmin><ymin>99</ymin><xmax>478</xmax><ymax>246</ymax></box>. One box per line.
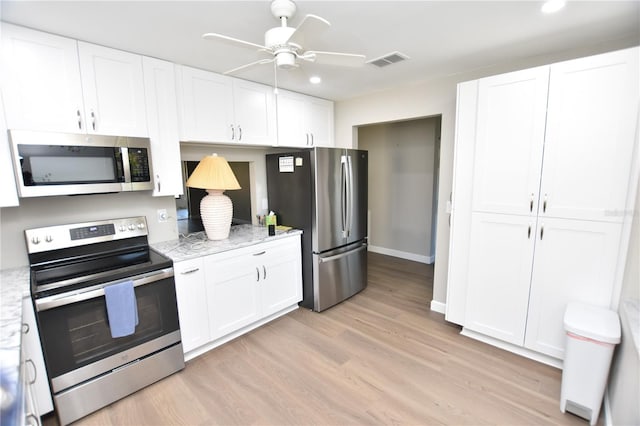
<box><xmin>266</xmin><ymin>148</ymin><xmax>368</xmax><ymax>312</ymax></box>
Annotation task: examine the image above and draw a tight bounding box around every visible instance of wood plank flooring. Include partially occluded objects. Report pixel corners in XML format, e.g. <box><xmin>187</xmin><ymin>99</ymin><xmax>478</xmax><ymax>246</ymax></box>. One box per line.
<box><xmin>50</xmin><ymin>253</ymin><xmax>588</xmax><ymax>425</ymax></box>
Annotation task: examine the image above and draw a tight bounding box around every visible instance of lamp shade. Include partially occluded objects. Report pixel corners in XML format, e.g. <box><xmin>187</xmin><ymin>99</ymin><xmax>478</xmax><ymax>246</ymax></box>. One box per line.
<box><xmin>186</xmin><ymin>154</ymin><xmax>241</xmax><ymax>190</ymax></box>
<box><xmin>186</xmin><ymin>154</ymin><xmax>241</xmax><ymax>240</ymax></box>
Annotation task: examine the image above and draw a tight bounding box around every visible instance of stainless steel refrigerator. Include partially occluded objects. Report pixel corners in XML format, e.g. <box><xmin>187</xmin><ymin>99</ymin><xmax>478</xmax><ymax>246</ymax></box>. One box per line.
<box><xmin>266</xmin><ymin>148</ymin><xmax>368</xmax><ymax>312</ymax></box>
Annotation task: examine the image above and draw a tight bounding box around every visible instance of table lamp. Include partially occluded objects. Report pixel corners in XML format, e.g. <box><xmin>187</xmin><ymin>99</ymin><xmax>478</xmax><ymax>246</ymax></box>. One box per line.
<box><xmin>186</xmin><ymin>153</ymin><xmax>241</xmax><ymax>240</ymax></box>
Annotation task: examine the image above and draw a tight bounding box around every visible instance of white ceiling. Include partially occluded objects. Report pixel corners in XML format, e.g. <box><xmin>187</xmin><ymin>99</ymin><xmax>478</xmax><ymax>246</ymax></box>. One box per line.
<box><xmin>2</xmin><ymin>1</ymin><xmax>639</xmax><ymax>101</ymax></box>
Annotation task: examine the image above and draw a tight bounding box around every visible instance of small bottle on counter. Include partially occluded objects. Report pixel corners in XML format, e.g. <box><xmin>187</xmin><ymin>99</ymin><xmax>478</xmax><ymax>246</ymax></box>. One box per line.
<box><xmin>266</xmin><ymin>211</ymin><xmax>277</xmax><ymax>236</ymax></box>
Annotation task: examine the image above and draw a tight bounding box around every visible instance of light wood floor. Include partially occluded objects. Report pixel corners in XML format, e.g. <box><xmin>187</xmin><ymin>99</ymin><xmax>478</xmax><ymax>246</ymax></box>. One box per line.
<box><xmin>51</xmin><ymin>253</ymin><xmax>588</xmax><ymax>425</ymax></box>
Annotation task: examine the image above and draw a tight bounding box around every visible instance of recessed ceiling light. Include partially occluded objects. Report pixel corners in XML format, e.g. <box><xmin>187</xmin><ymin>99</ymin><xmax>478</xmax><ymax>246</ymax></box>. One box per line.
<box><xmin>542</xmin><ymin>0</ymin><xmax>566</xmax><ymax>14</ymax></box>
<box><xmin>309</xmin><ymin>76</ymin><xmax>321</xmax><ymax>84</ymax></box>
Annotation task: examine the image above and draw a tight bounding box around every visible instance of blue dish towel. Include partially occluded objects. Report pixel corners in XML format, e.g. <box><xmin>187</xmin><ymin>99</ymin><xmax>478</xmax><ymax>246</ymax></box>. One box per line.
<box><xmin>104</xmin><ymin>280</ymin><xmax>139</xmax><ymax>338</ymax></box>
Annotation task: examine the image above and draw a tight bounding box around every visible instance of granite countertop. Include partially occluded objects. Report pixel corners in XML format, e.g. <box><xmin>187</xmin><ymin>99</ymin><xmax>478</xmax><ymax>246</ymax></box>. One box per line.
<box><xmin>0</xmin><ymin>266</ymin><xmax>30</xmax><ymax>425</ymax></box>
<box><xmin>151</xmin><ymin>224</ymin><xmax>302</xmax><ymax>262</ymax></box>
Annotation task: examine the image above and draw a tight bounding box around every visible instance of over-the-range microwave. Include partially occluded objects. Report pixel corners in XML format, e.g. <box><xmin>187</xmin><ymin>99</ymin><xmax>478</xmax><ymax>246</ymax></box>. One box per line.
<box><xmin>9</xmin><ymin>130</ymin><xmax>153</xmax><ymax>198</ymax></box>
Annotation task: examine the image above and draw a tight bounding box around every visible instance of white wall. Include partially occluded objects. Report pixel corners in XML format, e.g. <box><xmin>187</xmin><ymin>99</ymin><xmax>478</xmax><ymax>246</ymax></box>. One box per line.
<box><xmin>359</xmin><ymin>118</ymin><xmax>438</xmax><ymax>263</ymax></box>
<box><xmin>335</xmin><ymin>37</ymin><xmax>639</xmax><ymax>306</ymax></box>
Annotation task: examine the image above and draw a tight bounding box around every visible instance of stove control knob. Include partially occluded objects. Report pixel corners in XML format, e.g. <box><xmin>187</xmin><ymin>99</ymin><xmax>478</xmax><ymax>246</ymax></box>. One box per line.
<box><xmin>31</xmin><ymin>236</ymin><xmax>40</xmax><ymax>245</ymax></box>
<box><xmin>137</xmin><ymin>223</ymin><xmax>145</xmax><ymax>230</ymax></box>
<box><xmin>119</xmin><ymin>225</ymin><xmax>127</xmax><ymax>232</ymax></box>
<box><xmin>45</xmin><ymin>235</ymin><xmax>53</xmax><ymax>243</ymax></box>
<box><xmin>128</xmin><ymin>224</ymin><xmax>136</xmax><ymax>231</ymax></box>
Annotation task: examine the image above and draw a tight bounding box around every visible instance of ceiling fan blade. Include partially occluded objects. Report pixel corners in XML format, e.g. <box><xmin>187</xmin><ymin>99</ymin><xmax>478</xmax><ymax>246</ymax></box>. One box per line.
<box><xmin>286</xmin><ymin>14</ymin><xmax>330</xmax><ymax>48</ymax></box>
<box><xmin>223</xmin><ymin>58</ymin><xmax>275</xmax><ymax>75</ymax></box>
<box><xmin>202</xmin><ymin>33</ymin><xmax>268</xmax><ymax>51</ymax></box>
<box><xmin>302</xmin><ymin>51</ymin><xmax>366</xmax><ymax>67</ymax></box>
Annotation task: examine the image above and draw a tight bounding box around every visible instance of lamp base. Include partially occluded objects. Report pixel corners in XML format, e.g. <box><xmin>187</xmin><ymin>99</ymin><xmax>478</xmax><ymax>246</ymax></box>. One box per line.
<box><xmin>200</xmin><ymin>189</ymin><xmax>233</xmax><ymax>240</ymax></box>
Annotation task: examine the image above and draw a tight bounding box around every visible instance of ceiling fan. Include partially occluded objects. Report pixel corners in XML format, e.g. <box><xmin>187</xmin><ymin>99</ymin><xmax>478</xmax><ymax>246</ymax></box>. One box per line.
<box><xmin>202</xmin><ymin>0</ymin><xmax>366</xmax><ymax>75</ymax></box>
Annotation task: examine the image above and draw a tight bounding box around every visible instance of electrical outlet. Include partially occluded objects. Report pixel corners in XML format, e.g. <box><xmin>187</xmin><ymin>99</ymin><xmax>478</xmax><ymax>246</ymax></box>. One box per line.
<box><xmin>157</xmin><ymin>209</ymin><xmax>168</xmax><ymax>223</ymax></box>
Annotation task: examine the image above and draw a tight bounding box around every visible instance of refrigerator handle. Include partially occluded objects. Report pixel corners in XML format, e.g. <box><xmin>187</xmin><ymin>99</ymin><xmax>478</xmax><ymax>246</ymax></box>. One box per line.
<box><xmin>346</xmin><ymin>155</ymin><xmax>354</xmax><ymax>238</ymax></box>
<box><xmin>319</xmin><ymin>244</ymin><xmax>367</xmax><ymax>263</ymax></box>
<box><xmin>341</xmin><ymin>155</ymin><xmax>349</xmax><ymax>238</ymax></box>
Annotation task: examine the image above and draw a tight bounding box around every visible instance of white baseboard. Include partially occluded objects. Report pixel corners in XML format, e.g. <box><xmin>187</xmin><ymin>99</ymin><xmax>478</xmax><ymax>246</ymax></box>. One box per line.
<box><xmin>461</xmin><ymin>328</ymin><xmax>563</xmax><ymax>369</ymax></box>
<box><xmin>430</xmin><ymin>300</ymin><xmax>446</xmax><ymax>314</ymax></box>
<box><xmin>368</xmin><ymin>245</ymin><xmax>434</xmax><ymax>264</ymax></box>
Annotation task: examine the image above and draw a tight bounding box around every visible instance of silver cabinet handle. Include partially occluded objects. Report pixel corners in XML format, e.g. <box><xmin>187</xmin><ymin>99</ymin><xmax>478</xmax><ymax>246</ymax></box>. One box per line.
<box><xmin>90</xmin><ymin>110</ymin><xmax>96</xmax><ymax>131</ymax></box>
<box><xmin>25</xmin><ymin>359</ymin><xmax>37</xmax><ymax>385</ymax></box>
<box><xmin>255</xmin><ymin>266</ymin><xmax>260</xmax><ymax>282</ymax></box>
<box><xmin>253</xmin><ymin>251</ymin><xmax>266</xmax><ymax>256</ymax></box>
<box><xmin>527</xmin><ymin>224</ymin><xmax>532</xmax><ymax>239</ymax></box>
<box><xmin>77</xmin><ymin>109</ymin><xmax>82</xmax><ymax>130</ymax></box>
<box><xmin>180</xmin><ymin>268</ymin><xmax>199</xmax><ymax>275</ymax></box>
<box><xmin>156</xmin><ymin>174</ymin><xmax>161</xmax><ymax>193</ymax></box>
<box><xmin>238</xmin><ymin>125</ymin><xmax>242</xmax><ymax>141</ymax></box>
<box><xmin>22</xmin><ymin>323</ymin><xmax>30</xmax><ymax>334</ymax></box>
<box><xmin>25</xmin><ymin>414</ymin><xmax>39</xmax><ymax>426</ymax></box>
<box><xmin>543</xmin><ymin>194</ymin><xmax>547</xmax><ymax>213</ymax></box>
<box><xmin>306</xmin><ymin>133</ymin><xmax>309</xmax><ymax>146</ymax></box>
<box><xmin>310</xmin><ymin>133</ymin><xmax>314</xmax><ymax>146</ymax></box>
<box><xmin>540</xmin><ymin>224</ymin><xmax>544</xmax><ymax>240</ymax></box>
<box><xmin>230</xmin><ymin>124</ymin><xmax>235</xmax><ymax>140</ymax></box>
<box><xmin>263</xmin><ymin>265</ymin><xmax>266</xmax><ymax>280</ymax></box>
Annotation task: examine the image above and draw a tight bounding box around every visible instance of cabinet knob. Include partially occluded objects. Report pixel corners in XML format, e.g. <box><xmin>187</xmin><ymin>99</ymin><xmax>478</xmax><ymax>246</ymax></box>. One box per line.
<box><xmin>25</xmin><ymin>359</ymin><xmax>37</xmax><ymax>385</ymax></box>
<box><xmin>22</xmin><ymin>323</ymin><xmax>30</xmax><ymax>334</ymax></box>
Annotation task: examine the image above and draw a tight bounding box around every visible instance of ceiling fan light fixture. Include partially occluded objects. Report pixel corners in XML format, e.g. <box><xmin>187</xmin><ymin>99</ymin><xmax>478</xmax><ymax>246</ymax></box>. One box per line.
<box><xmin>276</xmin><ymin>51</ymin><xmax>297</xmax><ymax>69</ymax></box>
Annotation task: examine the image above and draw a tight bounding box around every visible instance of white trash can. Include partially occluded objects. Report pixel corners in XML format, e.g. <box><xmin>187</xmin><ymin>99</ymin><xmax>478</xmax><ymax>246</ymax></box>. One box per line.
<box><xmin>560</xmin><ymin>302</ymin><xmax>621</xmax><ymax>425</ymax></box>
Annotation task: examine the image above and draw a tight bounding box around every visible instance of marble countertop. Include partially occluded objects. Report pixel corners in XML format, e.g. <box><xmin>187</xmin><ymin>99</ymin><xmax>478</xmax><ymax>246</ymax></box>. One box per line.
<box><xmin>0</xmin><ymin>266</ymin><xmax>30</xmax><ymax>426</ymax></box>
<box><xmin>151</xmin><ymin>224</ymin><xmax>302</xmax><ymax>263</ymax></box>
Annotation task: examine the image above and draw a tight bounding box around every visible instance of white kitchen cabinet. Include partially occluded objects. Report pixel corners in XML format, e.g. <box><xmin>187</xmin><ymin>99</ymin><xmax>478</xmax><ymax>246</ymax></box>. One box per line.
<box><xmin>0</xmin><ymin>96</ymin><xmax>19</xmax><ymax>207</ymax></box>
<box><xmin>1</xmin><ymin>24</ymin><xmax>148</xmax><ymax>137</ymax></box>
<box><xmin>205</xmin><ymin>237</ymin><xmax>302</xmax><ymax>340</ymax></box>
<box><xmin>77</xmin><ymin>42</ymin><xmax>148</xmax><ymax>137</ymax></box>
<box><xmin>447</xmin><ymin>47</ymin><xmax>639</xmax><ymax>363</ymax></box>
<box><xmin>21</xmin><ymin>297</ymin><xmax>53</xmax><ymax>418</ymax></box>
<box><xmin>1</xmin><ymin>23</ymin><xmax>84</xmax><ymax>133</ymax></box>
<box><xmin>472</xmin><ymin>67</ymin><xmax>549</xmax><ymax>216</ymax></box>
<box><xmin>173</xmin><ymin>234</ymin><xmax>302</xmax><ymax>359</ymax></box>
<box><xmin>539</xmin><ymin>49</ymin><xmax>639</xmax><ymax>223</ymax></box>
<box><xmin>464</xmin><ymin>213</ymin><xmax>536</xmax><ymax>346</ymax></box>
<box><xmin>173</xmin><ymin>257</ymin><xmax>211</xmax><ymax>353</ymax></box>
<box><xmin>176</xmin><ymin>65</ymin><xmax>276</xmax><ymax>145</ymax></box>
<box><xmin>524</xmin><ymin>218</ymin><xmax>623</xmax><ymax>358</ymax></box>
<box><xmin>142</xmin><ymin>57</ymin><xmax>183</xmax><ymax>196</ymax></box>
<box><xmin>276</xmin><ymin>89</ymin><xmax>334</xmax><ymax>147</ymax></box>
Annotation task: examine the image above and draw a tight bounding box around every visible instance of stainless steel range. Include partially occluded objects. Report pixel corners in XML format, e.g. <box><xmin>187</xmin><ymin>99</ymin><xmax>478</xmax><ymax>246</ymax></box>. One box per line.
<box><xmin>25</xmin><ymin>217</ymin><xmax>184</xmax><ymax>425</ymax></box>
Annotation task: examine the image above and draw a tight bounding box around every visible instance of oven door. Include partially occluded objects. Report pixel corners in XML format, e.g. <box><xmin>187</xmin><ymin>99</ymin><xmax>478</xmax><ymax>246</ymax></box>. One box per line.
<box><xmin>33</xmin><ymin>268</ymin><xmax>181</xmax><ymax>394</ymax></box>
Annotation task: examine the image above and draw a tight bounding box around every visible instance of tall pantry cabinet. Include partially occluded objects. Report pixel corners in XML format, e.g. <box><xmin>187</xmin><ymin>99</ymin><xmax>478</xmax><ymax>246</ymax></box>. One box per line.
<box><xmin>446</xmin><ymin>47</ymin><xmax>639</xmax><ymax>364</ymax></box>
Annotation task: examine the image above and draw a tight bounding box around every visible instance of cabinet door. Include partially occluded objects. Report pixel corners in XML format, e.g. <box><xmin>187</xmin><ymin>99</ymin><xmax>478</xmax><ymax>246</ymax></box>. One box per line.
<box><xmin>21</xmin><ymin>297</ymin><xmax>53</xmax><ymax>415</ymax></box>
<box><xmin>232</xmin><ymin>79</ymin><xmax>276</xmax><ymax>146</ymax></box>
<box><xmin>472</xmin><ymin>67</ymin><xmax>549</xmax><ymax>216</ymax></box>
<box><xmin>1</xmin><ymin>24</ymin><xmax>84</xmax><ymax>133</ymax></box>
<box><xmin>540</xmin><ymin>48</ymin><xmax>639</xmax><ymax>222</ymax></box>
<box><xmin>142</xmin><ymin>57</ymin><xmax>183</xmax><ymax>196</ymax></box>
<box><xmin>0</xmin><ymin>97</ymin><xmax>19</xmax><ymax>207</ymax></box>
<box><xmin>174</xmin><ymin>258</ymin><xmax>211</xmax><ymax>353</ymax></box>
<box><xmin>260</xmin><ymin>238</ymin><xmax>303</xmax><ymax>317</ymax></box>
<box><xmin>464</xmin><ymin>213</ymin><xmax>536</xmax><ymax>345</ymax></box>
<box><xmin>307</xmin><ymin>96</ymin><xmax>334</xmax><ymax>147</ymax></box>
<box><xmin>524</xmin><ymin>218</ymin><xmax>623</xmax><ymax>359</ymax></box>
<box><xmin>205</xmin><ymin>252</ymin><xmax>261</xmax><ymax>339</ymax></box>
<box><xmin>77</xmin><ymin>42</ymin><xmax>148</xmax><ymax>137</ymax></box>
<box><xmin>276</xmin><ymin>90</ymin><xmax>309</xmax><ymax>147</ymax></box>
<box><xmin>176</xmin><ymin>65</ymin><xmax>234</xmax><ymax>143</ymax></box>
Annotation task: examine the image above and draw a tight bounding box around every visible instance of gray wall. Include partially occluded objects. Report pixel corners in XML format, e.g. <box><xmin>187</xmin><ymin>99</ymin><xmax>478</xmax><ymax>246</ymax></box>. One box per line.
<box><xmin>0</xmin><ymin>193</ymin><xmax>178</xmax><ymax>269</ymax></box>
<box><xmin>359</xmin><ymin>118</ymin><xmax>438</xmax><ymax>262</ymax></box>
<box><xmin>608</xmin><ymin>176</ymin><xmax>639</xmax><ymax>425</ymax></box>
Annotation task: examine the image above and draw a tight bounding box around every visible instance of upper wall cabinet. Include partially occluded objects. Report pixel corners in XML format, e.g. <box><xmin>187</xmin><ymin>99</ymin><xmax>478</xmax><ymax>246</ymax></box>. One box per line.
<box><xmin>276</xmin><ymin>89</ymin><xmax>334</xmax><ymax>147</ymax></box>
<box><xmin>0</xmin><ymin>96</ymin><xmax>19</xmax><ymax>207</ymax></box>
<box><xmin>176</xmin><ymin>65</ymin><xmax>276</xmax><ymax>146</ymax></box>
<box><xmin>1</xmin><ymin>24</ymin><xmax>148</xmax><ymax>137</ymax></box>
<box><xmin>142</xmin><ymin>57</ymin><xmax>183</xmax><ymax>196</ymax></box>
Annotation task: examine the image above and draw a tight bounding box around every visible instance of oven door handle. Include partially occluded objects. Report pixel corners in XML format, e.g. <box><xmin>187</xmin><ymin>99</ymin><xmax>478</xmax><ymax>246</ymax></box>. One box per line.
<box><xmin>34</xmin><ymin>268</ymin><xmax>174</xmax><ymax>312</ymax></box>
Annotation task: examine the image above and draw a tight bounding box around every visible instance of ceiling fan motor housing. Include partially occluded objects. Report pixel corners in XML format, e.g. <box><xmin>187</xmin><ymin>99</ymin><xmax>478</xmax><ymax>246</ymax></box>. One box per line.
<box><xmin>270</xmin><ymin>0</ymin><xmax>296</xmax><ymax>19</ymax></box>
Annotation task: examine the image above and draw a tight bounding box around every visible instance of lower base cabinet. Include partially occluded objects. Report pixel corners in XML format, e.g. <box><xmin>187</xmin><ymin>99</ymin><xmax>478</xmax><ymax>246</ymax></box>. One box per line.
<box><xmin>21</xmin><ymin>297</ymin><xmax>54</xmax><ymax>423</ymax></box>
<box><xmin>173</xmin><ymin>235</ymin><xmax>302</xmax><ymax>359</ymax></box>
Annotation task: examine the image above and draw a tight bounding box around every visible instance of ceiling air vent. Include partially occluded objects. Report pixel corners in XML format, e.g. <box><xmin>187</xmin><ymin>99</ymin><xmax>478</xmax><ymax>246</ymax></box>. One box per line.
<box><xmin>367</xmin><ymin>51</ymin><xmax>410</xmax><ymax>68</ymax></box>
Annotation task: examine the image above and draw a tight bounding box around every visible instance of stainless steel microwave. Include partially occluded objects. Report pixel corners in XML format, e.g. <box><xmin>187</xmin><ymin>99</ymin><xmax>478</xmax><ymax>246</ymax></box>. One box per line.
<box><xmin>9</xmin><ymin>130</ymin><xmax>153</xmax><ymax>197</ymax></box>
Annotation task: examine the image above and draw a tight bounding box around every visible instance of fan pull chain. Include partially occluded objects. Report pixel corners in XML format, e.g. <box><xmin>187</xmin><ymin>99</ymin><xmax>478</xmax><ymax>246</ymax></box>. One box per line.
<box><xmin>273</xmin><ymin>60</ymin><xmax>279</xmax><ymax>95</ymax></box>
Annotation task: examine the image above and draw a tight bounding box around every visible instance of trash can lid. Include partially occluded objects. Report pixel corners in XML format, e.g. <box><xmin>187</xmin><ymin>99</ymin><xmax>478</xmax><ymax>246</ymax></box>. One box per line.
<box><xmin>564</xmin><ymin>302</ymin><xmax>621</xmax><ymax>344</ymax></box>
